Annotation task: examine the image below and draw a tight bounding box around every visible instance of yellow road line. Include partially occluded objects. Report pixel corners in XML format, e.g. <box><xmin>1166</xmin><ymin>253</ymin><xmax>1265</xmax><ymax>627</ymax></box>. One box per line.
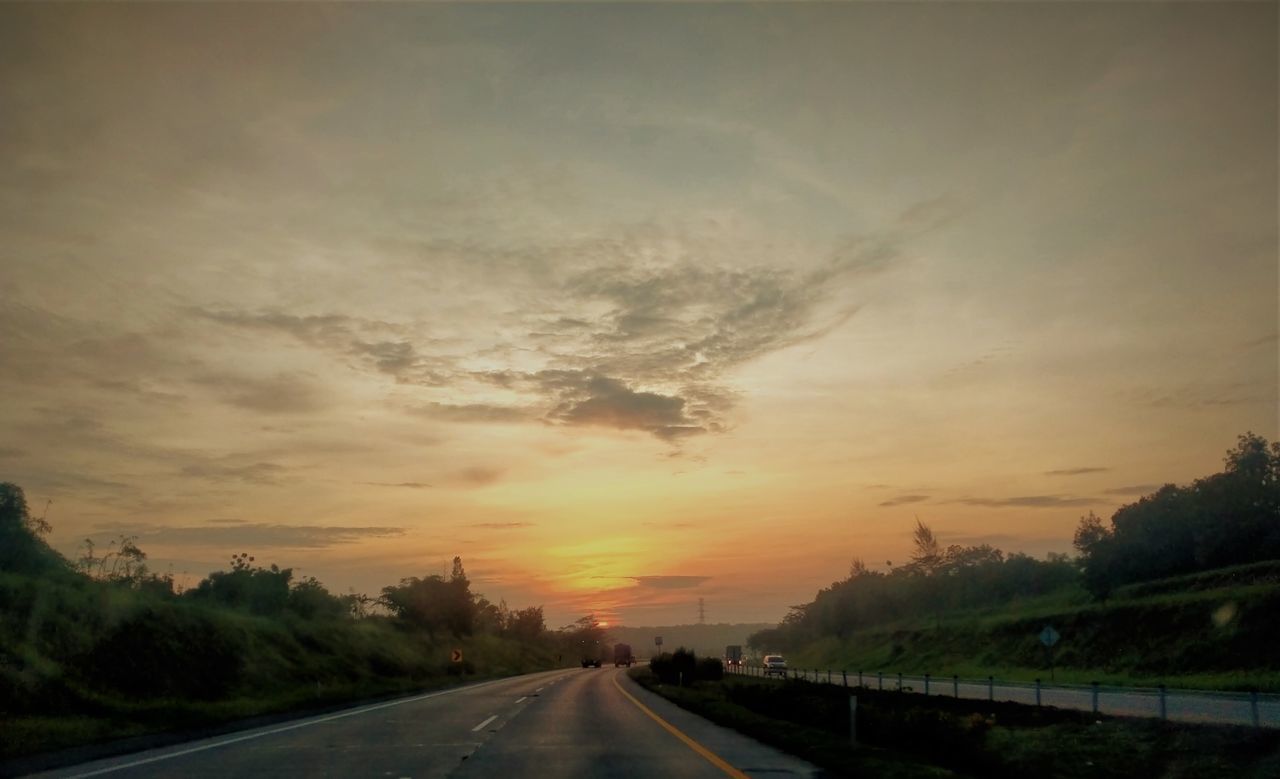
<box><xmin>612</xmin><ymin>674</ymin><xmax>750</xmax><ymax>779</ymax></box>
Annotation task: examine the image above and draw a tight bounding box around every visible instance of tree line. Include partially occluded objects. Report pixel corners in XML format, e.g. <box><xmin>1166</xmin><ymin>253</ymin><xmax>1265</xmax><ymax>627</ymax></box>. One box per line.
<box><xmin>751</xmin><ymin>432</ymin><xmax>1280</xmax><ymax>652</ymax></box>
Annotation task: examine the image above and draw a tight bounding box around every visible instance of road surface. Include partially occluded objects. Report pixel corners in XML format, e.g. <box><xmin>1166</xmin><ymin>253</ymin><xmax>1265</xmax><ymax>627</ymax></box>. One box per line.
<box><xmin>27</xmin><ymin>668</ymin><xmax>820</xmax><ymax>779</ymax></box>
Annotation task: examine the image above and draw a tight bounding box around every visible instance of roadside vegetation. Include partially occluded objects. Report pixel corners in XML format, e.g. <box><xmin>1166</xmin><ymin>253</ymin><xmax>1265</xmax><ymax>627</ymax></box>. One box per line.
<box><xmin>0</xmin><ymin>483</ymin><xmax>603</xmax><ymax>761</ymax></box>
<box><xmin>750</xmin><ymin>433</ymin><xmax>1280</xmax><ymax>689</ymax></box>
<box><xmin>631</xmin><ymin>664</ymin><xmax>1280</xmax><ymax>778</ymax></box>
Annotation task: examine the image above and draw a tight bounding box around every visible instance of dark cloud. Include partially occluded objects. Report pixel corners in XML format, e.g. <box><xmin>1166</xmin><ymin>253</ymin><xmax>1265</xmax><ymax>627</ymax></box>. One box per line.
<box><xmin>880</xmin><ymin>494</ymin><xmax>930</xmax><ymax>507</ymax></box>
<box><xmin>470</xmin><ymin>522</ymin><xmax>533</xmax><ymax>530</ymax></box>
<box><xmin>955</xmin><ymin>495</ymin><xmax>1096</xmax><ymax>508</ymax></box>
<box><xmin>628</xmin><ymin>575</ymin><xmax>712</xmax><ymax>589</ymax></box>
<box><xmin>547</xmin><ymin>375</ymin><xmax>707</xmax><ymax>440</ymax></box>
<box><xmin>89</xmin><ymin>522</ymin><xmax>406</xmax><ymax>549</ymax></box>
<box><xmin>364</xmin><ymin>481</ymin><xmax>433</xmax><ymax>489</ymax></box>
<box><xmin>1102</xmin><ymin>484</ymin><xmax>1163</xmax><ymax>497</ymax></box>
<box><xmin>1044</xmin><ymin>467</ymin><xmax>1110</xmax><ymax>476</ymax></box>
<box><xmin>0</xmin><ymin>447</ymin><xmax>24</xmax><ymax>459</ymax></box>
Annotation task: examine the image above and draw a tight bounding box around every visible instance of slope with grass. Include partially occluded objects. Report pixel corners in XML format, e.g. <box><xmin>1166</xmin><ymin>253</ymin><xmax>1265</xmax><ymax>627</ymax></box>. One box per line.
<box><xmin>776</xmin><ymin>561</ymin><xmax>1280</xmax><ymax>691</ymax></box>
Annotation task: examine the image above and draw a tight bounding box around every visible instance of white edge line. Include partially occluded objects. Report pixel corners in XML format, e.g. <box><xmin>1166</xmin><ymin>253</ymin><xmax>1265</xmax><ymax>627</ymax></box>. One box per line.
<box><xmin>63</xmin><ymin>676</ymin><xmax>517</xmax><ymax>778</ymax></box>
<box><xmin>471</xmin><ymin>714</ymin><xmax>498</xmax><ymax>732</ymax></box>
<box><xmin>515</xmin><ymin>696</ymin><xmax>527</xmax><ymax>703</ymax></box>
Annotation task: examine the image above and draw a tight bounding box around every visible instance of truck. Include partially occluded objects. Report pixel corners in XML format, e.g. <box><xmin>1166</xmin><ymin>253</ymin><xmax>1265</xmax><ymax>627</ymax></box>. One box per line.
<box><xmin>724</xmin><ymin>645</ymin><xmax>744</xmax><ymax>667</ymax></box>
<box><xmin>613</xmin><ymin>643</ymin><xmax>634</xmax><ymax>667</ymax></box>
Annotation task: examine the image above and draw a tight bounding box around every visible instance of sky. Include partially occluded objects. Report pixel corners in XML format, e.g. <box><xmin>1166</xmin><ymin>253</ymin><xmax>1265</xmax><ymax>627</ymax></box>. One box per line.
<box><xmin>1</xmin><ymin>3</ymin><xmax>1276</xmax><ymax>628</ymax></box>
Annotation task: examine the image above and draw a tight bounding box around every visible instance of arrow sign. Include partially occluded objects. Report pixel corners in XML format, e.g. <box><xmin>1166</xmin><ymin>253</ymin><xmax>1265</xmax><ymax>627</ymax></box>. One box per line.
<box><xmin>451</xmin><ymin>648</ymin><xmax>463</xmax><ymax>663</ymax></box>
<box><xmin>1039</xmin><ymin>626</ymin><xmax>1060</xmax><ymax>647</ymax></box>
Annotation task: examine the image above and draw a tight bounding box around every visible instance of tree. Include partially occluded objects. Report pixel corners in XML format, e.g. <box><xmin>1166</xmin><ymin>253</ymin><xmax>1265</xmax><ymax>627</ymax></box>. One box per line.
<box><xmin>905</xmin><ymin>518</ymin><xmax>942</xmax><ymax>575</ymax></box>
<box><xmin>187</xmin><ymin>553</ymin><xmax>292</xmax><ymax>615</ymax></box>
<box><xmin>0</xmin><ymin>482</ymin><xmax>65</xmax><ymax>574</ymax></box>
<box><xmin>506</xmin><ymin>606</ymin><xmax>546</xmax><ymax>641</ymax></box>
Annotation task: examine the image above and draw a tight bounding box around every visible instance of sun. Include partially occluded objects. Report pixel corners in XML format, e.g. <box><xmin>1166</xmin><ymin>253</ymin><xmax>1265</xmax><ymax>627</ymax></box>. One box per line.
<box><xmin>598</xmin><ymin>621</ymin><xmax>609</xmax><ymax>628</ymax></box>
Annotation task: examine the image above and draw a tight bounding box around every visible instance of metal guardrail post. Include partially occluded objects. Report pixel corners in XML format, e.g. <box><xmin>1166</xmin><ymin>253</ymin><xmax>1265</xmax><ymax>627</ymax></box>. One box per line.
<box><xmin>1159</xmin><ymin>685</ymin><xmax>1167</xmax><ymax>720</ymax></box>
<box><xmin>1252</xmin><ymin>690</ymin><xmax>1260</xmax><ymax>728</ymax></box>
<box><xmin>858</xmin><ymin>669</ymin><xmax>863</xmax><ymax>687</ymax></box>
<box><xmin>850</xmin><ymin>695</ymin><xmax>858</xmax><ymax>748</ymax></box>
<box><xmin>1091</xmin><ymin>681</ymin><xmax>1099</xmax><ymax>714</ymax></box>
<box><xmin>827</xmin><ymin>669</ymin><xmax>832</xmax><ymax>684</ymax></box>
<box><xmin>878</xmin><ymin>671</ymin><xmax>883</xmax><ymax>691</ymax></box>
<box><xmin>988</xmin><ymin>676</ymin><xmax>994</xmax><ymax>702</ymax></box>
<box><xmin>842</xmin><ymin>670</ymin><xmax>847</xmax><ymax>687</ymax></box>
<box><xmin>953</xmin><ymin>675</ymin><xmax>959</xmax><ymax>698</ymax></box>
<box><xmin>924</xmin><ymin>673</ymin><xmax>931</xmax><ymax>696</ymax></box>
<box><xmin>897</xmin><ymin>672</ymin><xmax>903</xmax><ymax>692</ymax></box>
<box><xmin>1035</xmin><ymin>678</ymin><xmax>1041</xmax><ymax>707</ymax></box>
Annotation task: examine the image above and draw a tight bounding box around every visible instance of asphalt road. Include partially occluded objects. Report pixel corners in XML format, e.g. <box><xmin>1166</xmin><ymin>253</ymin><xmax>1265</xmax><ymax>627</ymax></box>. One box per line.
<box><xmin>28</xmin><ymin>668</ymin><xmax>820</xmax><ymax>779</ymax></box>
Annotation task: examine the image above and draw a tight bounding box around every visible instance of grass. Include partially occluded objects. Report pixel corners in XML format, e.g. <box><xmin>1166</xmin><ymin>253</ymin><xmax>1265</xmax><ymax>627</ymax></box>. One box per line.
<box><xmin>779</xmin><ymin>573</ymin><xmax>1280</xmax><ymax>692</ymax></box>
<box><xmin>630</xmin><ymin>668</ymin><xmax>1280</xmax><ymax>778</ymax></box>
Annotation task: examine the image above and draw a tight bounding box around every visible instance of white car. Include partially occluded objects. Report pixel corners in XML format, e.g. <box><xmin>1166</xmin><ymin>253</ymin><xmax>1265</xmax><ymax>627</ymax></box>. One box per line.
<box><xmin>762</xmin><ymin>654</ymin><xmax>787</xmax><ymax>677</ymax></box>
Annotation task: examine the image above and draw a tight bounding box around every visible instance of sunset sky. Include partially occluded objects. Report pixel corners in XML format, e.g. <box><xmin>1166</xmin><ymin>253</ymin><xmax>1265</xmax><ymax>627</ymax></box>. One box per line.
<box><xmin>1</xmin><ymin>3</ymin><xmax>1275</xmax><ymax>627</ymax></box>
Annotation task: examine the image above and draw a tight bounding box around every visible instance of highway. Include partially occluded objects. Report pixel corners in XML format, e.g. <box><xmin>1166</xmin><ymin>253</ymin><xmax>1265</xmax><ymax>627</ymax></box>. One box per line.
<box><xmin>28</xmin><ymin>668</ymin><xmax>820</xmax><ymax>779</ymax></box>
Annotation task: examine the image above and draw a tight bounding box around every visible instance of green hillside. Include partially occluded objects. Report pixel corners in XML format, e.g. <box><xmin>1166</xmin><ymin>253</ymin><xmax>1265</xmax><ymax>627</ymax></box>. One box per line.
<box><xmin>777</xmin><ymin>561</ymin><xmax>1280</xmax><ymax>691</ymax></box>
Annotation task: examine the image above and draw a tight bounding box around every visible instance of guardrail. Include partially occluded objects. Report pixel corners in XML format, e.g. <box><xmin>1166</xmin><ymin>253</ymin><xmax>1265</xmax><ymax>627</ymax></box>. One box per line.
<box><xmin>727</xmin><ymin>663</ymin><xmax>1279</xmax><ymax>728</ymax></box>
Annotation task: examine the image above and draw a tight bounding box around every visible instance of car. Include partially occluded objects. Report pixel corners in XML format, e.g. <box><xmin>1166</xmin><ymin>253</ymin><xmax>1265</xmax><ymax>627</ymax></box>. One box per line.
<box><xmin>762</xmin><ymin>654</ymin><xmax>787</xmax><ymax>677</ymax></box>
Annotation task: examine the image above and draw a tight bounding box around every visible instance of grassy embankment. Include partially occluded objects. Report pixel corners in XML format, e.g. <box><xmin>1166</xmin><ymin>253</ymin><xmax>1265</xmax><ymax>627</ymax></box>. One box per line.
<box><xmin>0</xmin><ymin>569</ymin><xmax>564</xmax><ymax>761</ymax></box>
<box><xmin>630</xmin><ymin>666</ymin><xmax>1280</xmax><ymax>778</ymax></box>
<box><xmin>779</xmin><ymin>561</ymin><xmax>1280</xmax><ymax>692</ymax></box>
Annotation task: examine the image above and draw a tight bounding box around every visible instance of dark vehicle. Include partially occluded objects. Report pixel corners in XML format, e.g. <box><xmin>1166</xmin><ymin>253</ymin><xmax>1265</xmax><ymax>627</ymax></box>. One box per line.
<box><xmin>613</xmin><ymin>643</ymin><xmax>634</xmax><ymax>667</ymax></box>
<box><xmin>724</xmin><ymin>644</ymin><xmax>743</xmax><ymax>667</ymax></box>
<box><xmin>581</xmin><ymin>640</ymin><xmax>604</xmax><ymax>667</ymax></box>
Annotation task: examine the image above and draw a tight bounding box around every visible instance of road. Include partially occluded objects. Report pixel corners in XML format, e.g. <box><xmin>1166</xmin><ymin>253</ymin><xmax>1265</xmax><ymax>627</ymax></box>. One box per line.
<box><xmin>27</xmin><ymin>668</ymin><xmax>820</xmax><ymax>779</ymax></box>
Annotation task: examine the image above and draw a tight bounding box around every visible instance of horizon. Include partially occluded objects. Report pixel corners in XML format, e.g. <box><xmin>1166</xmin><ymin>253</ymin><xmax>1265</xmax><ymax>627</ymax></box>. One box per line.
<box><xmin>1</xmin><ymin>3</ymin><xmax>1275</xmax><ymax>629</ymax></box>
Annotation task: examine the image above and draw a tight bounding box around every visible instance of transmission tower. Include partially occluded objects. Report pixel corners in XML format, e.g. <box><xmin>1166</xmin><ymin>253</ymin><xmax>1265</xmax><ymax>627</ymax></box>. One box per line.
<box><xmin>698</xmin><ymin>597</ymin><xmax>705</xmax><ymax>625</ymax></box>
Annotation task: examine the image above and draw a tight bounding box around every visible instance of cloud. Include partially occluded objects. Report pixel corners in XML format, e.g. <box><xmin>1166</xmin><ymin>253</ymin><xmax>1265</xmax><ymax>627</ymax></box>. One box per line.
<box><xmin>455</xmin><ymin>466</ymin><xmax>503</xmax><ymax>487</ymax></box>
<box><xmin>364</xmin><ymin>481</ymin><xmax>433</xmax><ymax>489</ymax></box>
<box><xmin>180</xmin><ymin>461</ymin><xmax>288</xmax><ymax>485</ymax></box>
<box><xmin>470</xmin><ymin>522</ymin><xmax>533</xmax><ymax>530</ymax></box>
<box><xmin>195</xmin><ymin>197</ymin><xmax>939</xmax><ymax>442</ymax></box>
<box><xmin>89</xmin><ymin>522</ymin><xmax>406</xmax><ymax>549</ymax></box>
<box><xmin>879</xmin><ymin>494</ymin><xmax>930</xmax><ymax>507</ymax></box>
<box><xmin>191</xmin><ymin>372</ymin><xmax>329</xmax><ymax>414</ymax></box>
<box><xmin>954</xmin><ymin>495</ymin><xmax>1096</xmax><ymax>508</ymax></box>
<box><xmin>628</xmin><ymin>575</ymin><xmax>712</xmax><ymax>589</ymax></box>
<box><xmin>1102</xmin><ymin>484</ymin><xmax>1162</xmax><ymax>497</ymax></box>
<box><xmin>413</xmin><ymin>402</ymin><xmax>531</xmax><ymax>423</ymax></box>
<box><xmin>1044</xmin><ymin>467</ymin><xmax>1111</xmax><ymax>476</ymax></box>
<box><xmin>546</xmin><ymin>375</ymin><xmax>707</xmax><ymax>440</ymax></box>
<box><xmin>0</xmin><ymin>447</ymin><xmax>23</xmax><ymax>459</ymax></box>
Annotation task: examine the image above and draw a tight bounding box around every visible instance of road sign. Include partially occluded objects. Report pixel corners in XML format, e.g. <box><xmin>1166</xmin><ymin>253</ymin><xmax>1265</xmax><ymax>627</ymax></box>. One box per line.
<box><xmin>655</xmin><ymin>636</ymin><xmax>663</xmax><ymax>646</ymax></box>
<box><xmin>1039</xmin><ymin>625</ymin><xmax>1060</xmax><ymax>647</ymax></box>
<box><xmin>451</xmin><ymin>648</ymin><xmax>463</xmax><ymax>663</ymax></box>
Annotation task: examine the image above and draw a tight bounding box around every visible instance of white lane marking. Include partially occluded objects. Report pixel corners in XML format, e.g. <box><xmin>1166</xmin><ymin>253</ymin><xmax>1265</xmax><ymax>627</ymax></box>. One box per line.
<box><xmin>516</xmin><ymin>696</ymin><xmax>527</xmax><ymax>703</ymax></box>
<box><xmin>535</xmin><ymin>687</ymin><xmax>544</xmax><ymax>692</ymax></box>
<box><xmin>472</xmin><ymin>715</ymin><xmax>498</xmax><ymax>732</ymax></box>
<box><xmin>61</xmin><ymin>675</ymin><xmax>528</xmax><ymax>778</ymax></box>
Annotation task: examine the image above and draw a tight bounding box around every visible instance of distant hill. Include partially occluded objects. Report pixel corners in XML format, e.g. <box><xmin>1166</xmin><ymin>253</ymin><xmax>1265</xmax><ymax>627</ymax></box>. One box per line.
<box><xmin>607</xmin><ymin>623</ymin><xmax>774</xmax><ymax>658</ymax></box>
